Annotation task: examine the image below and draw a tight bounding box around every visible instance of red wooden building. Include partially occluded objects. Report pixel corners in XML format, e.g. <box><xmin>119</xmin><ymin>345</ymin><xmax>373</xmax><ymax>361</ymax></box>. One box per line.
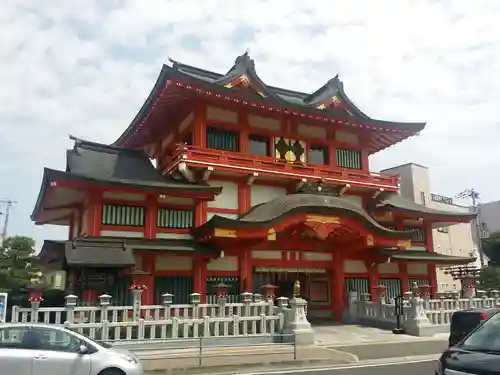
<box><xmin>34</xmin><ymin>52</ymin><xmax>476</xmax><ymax>320</ymax></box>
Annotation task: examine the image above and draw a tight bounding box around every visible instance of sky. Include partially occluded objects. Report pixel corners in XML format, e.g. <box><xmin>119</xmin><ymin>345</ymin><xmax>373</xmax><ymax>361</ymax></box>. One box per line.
<box><xmin>0</xmin><ymin>0</ymin><xmax>498</xmax><ymax>248</ymax></box>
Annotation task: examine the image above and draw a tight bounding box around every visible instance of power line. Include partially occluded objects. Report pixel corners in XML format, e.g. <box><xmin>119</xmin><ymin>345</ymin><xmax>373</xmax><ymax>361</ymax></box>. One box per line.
<box><xmin>0</xmin><ymin>199</ymin><xmax>17</xmax><ymax>247</ymax></box>
<box><xmin>455</xmin><ymin>189</ymin><xmax>485</xmax><ymax>268</ymax></box>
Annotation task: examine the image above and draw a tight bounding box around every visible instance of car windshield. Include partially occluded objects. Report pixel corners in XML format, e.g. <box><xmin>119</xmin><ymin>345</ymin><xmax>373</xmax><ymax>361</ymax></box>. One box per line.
<box><xmin>462</xmin><ymin>312</ymin><xmax>500</xmax><ymax>352</ymax></box>
<box><xmin>63</xmin><ymin>327</ymin><xmax>112</xmax><ymax>348</ymax></box>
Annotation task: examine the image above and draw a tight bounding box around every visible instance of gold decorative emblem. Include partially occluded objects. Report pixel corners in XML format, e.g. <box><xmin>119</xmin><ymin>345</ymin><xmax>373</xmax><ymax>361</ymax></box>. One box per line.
<box><xmin>293</xmin><ymin>280</ymin><xmax>301</xmax><ymax>298</ymax></box>
<box><xmin>267</xmin><ymin>228</ymin><xmax>276</xmax><ymax>241</ymax></box>
<box><xmin>305</xmin><ymin>215</ymin><xmax>340</xmax><ymax>224</ymax></box>
<box><xmin>397</xmin><ymin>240</ymin><xmax>411</xmax><ymax>249</ymax></box>
<box><xmin>366</xmin><ymin>235</ymin><xmax>374</xmax><ymax>246</ymax></box>
<box><xmin>214</xmin><ymin>228</ymin><xmax>237</xmax><ymax>238</ymax></box>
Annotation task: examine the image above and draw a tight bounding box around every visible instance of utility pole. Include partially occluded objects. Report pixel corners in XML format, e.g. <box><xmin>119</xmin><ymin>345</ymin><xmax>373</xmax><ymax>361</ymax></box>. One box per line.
<box><xmin>0</xmin><ymin>199</ymin><xmax>16</xmax><ymax>247</ymax></box>
<box><xmin>456</xmin><ymin>189</ymin><xmax>486</xmax><ymax>268</ymax></box>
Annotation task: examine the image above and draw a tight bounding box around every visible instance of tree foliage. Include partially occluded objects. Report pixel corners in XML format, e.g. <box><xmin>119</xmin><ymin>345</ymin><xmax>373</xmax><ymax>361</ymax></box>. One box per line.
<box><xmin>482</xmin><ymin>231</ymin><xmax>500</xmax><ymax>265</ymax></box>
<box><xmin>479</xmin><ymin>266</ymin><xmax>500</xmax><ymax>290</ymax></box>
<box><xmin>0</xmin><ymin>236</ymin><xmax>39</xmax><ymax>289</ymax></box>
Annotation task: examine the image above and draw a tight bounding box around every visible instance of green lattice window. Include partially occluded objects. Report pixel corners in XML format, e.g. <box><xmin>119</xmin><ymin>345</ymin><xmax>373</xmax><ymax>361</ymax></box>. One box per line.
<box><xmin>404</xmin><ymin>227</ymin><xmax>426</xmax><ymax>243</ymax></box>
<box><xmin>206</xmin><ymin>126</ymin><xmax>239</xmax><ymax>152</ymax></box>
<box><xmin>101</xmin><ymin>204</ymin><xmax>145</xmax><ymax>227</ymax></box>
<box><xmin>157</xmin><ymin>208</ymin><xmax>194</xmax><ymax>229</ymax></box>
<box><xmin>336</xmin><ymin>148</ymin><xmax>362</xmax><ymax>169</ymax></box>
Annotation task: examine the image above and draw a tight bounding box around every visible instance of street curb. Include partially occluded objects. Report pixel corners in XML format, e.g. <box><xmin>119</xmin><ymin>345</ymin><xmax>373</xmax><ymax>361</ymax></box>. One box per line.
<box><xmin>144</xmin><ymin>358</ymin><xmax>356</xmax><ymax>375</ymax></box>
<box><xmin>323</xmin><ymin>337</ymin><xmax>448</xmax><ymax>348</ymax></box>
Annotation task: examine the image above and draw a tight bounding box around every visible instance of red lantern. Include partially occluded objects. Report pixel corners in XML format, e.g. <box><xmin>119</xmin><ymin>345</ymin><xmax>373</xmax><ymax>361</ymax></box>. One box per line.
<box><xmin>373</xmin><ymin>285</ymin><xmax>388</xmax><ymax>297</ymax></box>
<box><xmin>419</xmin><ymin>284</ymin><xmax>431</xmax><ymax>296</ymax></box>
<box><xmin>260</xmin><ymin>284</ymin><xmax>277</xmax><ymax>300</ymax></box>
<box><xmin>215</xmin><ymin>282</ymin><xmax>229</xmax><ymax>298</ymax></box>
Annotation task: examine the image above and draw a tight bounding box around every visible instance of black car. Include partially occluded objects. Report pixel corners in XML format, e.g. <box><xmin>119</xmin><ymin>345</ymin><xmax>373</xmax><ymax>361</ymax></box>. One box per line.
<box><xmin>448</xmin><ymin>308</ymin><xmax>498</xmax><ymax>347</ymax></box>
<box><xmin>436</xmin><ymin>309</ymin><xmax>500</xmax><ymax>374</ymax></box>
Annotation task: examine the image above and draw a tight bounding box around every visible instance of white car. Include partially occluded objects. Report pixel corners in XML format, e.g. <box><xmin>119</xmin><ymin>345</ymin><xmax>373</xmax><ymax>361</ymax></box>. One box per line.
<box><xmin>0</xmin><ymin>322</ymin><xmax>144</xmax><ymax>375</ymax></box>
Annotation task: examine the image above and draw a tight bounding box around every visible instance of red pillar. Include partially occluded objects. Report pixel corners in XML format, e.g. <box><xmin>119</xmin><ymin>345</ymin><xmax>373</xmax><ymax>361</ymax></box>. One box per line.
<box><xmin>369</xmin><ymin>267</ymin><xmax>378</xmax><ymax>301</ymax></box>
<box><xmin>400</xmin><ymin>263</ymin><xmax>409</xmax><ymax>295</ymax></box>
<box><xmin>425</xmin><ymin>224</ymin><xmax>438</xmax><ymax>297</ymax></box>
<box><xmin>331</xmin><ymin>250</ymin><xmax>344</xmax><ymax>321</ymax></box>
<box><xmin>144</xmin><ymin>194</ymin><xmax>157</xmax><ymax>239</ymax></box>
<box><xmin>140</xmin><ymin>254</ymin><xmax>155</xmax><ymax>305</ymax></box>
<box><xmin>239</xmin><ymin>248</ymin><xmax>252</xmax><ymax>293</ymax></box>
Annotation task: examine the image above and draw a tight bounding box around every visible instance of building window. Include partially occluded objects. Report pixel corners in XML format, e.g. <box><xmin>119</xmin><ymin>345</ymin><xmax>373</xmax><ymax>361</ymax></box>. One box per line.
<box><xmin>102</xmin><ymin>204</ymin><xmax>145</xmax><ymax>227</ymax></box>
<box><xmin>309</xmin><ymin>145</ymin><xmax>328</xmax><ymax>165</ymax></box>
<box><xmin>206</xmin><ymin>126</ymin><xmax>239</xmax><ymax>152</ymax></box>
<box><xmin>336</xmin><ymin>148</ymin><xmax>362</xmax><ymax>169</ymax></box>
<box><xmin>437</xmin><ymin>227</ymin><xmax>449</xmax><ymax>233</ymax></box>
<box><xmin>420</xmin><ymin>191</ymin><xmax>426</xmax><ymax>205</ymax></box>
<box><xmin>157</xmin><ymin>208</ymin><xmax>194</xmax><ymax>229</ymax></box>
<box><xmin>248</xmin><ymin>134</ymin><xmax>269</xmax><ymax>156</ymax></box>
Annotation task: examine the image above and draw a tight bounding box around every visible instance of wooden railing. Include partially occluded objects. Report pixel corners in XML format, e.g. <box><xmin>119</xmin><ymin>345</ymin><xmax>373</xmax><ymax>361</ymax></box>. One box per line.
<box><xmin>166</xmin><ymin>144</ymin><xmax>399</xmax><ymax>189</ymax></box>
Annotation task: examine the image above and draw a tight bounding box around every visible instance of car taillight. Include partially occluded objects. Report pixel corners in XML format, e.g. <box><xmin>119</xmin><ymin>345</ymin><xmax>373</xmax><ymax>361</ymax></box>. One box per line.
<box><xmin>480</xmin><ymin>313</ymin><xmax>488</xmax><ymax>320</ymax></box>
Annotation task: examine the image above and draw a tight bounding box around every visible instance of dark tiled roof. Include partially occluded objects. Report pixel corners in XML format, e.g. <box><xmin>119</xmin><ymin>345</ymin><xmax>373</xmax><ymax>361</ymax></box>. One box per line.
<box><xmin>31</xmin><ymin>139</ymin><xmax>221</xmax><ymax>221</ymax></box>
<box><xmin>66</xmin><ymin>138</ymin><xmax>220</xmax><ymax>192</ymax></box>
<box><xmin>114</xmin><ymin>53</ymin><xmax>426</xmax><ymax>147</ymax></box>
<box><xmin>193</xmin><ymin>193</ymin><xmax>415</xmax><ymax>239</ymax></box>
<box><xmin>378</xmin><ymin>248</ymin><xmax>475</xmax><ymax>265</ymax></box>
<box><xmin>39</xmin><ymin>237</ymin><xmax>218</xmax><ymax>268</ymax></box>
<box><xmin>376</xmin><ymin>193</ymin><xmax>477</xmax><ymax>220</ymax></box>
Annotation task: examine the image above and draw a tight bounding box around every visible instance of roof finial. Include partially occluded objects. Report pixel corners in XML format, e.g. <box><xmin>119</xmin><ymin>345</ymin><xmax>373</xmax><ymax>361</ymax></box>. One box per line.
<box><xmin>245</xmin><ymin>47</ymin><xmax>250</xmax><ymax>55</ymax></box>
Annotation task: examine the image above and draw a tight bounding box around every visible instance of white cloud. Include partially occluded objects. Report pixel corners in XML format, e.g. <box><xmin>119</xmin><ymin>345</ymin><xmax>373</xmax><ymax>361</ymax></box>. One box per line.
<box><xmin>0</xmin><ymin>0</ymin><xmax>499</xmax><ymax>246</ymax></box>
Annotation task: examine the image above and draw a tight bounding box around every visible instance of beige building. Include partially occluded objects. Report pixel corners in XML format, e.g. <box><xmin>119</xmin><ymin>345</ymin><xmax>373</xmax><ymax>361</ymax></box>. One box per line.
<box><xmin>382</xmin><ymin>163</ymin><xmax>476</xmax><ymax>292</ymax></box>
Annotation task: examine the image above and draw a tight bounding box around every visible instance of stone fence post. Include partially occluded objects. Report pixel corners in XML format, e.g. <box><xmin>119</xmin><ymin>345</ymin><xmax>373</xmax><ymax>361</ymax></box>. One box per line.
<box><xmin>342</xmin><ymin>290</ymin><xmax>358</xmax><ymax>323</ymax></box>
<box><xmin>282</xmin><ymin>297</ymin><xmax>314</xmax><ymax>345</ymax></box>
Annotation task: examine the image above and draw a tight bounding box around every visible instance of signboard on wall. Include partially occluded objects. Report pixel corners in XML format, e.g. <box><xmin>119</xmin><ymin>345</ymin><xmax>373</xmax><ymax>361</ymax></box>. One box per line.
<box><xmin>0</xmin><ymin>293</ymin><xmax>7</xmax><ymax>322</ymax></box>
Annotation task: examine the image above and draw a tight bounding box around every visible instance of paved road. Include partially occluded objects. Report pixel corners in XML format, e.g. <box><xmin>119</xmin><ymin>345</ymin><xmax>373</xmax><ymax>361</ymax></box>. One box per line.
<box><xmin>333</xmin><ymin>340</ymin><xmax>447</xmax><ymax>360</ymax></box>
<box><xmin>230</xmin><ymin>359</ymin><xmax>437</xmax><ymax>375</ymax></box>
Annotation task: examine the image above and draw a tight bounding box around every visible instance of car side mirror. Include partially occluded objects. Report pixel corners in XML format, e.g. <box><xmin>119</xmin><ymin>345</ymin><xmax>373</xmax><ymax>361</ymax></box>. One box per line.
<box><xmin>79</xmin><ymin>344</ymin><xmax>88</xmax><ymax>354</ymax></box>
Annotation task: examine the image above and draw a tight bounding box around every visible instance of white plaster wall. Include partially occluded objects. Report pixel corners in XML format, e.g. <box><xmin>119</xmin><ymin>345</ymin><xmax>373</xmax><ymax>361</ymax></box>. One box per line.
<box><xmin>251</xmin><ymin>250</ymin><xmax>282</xmax><ymax>260</ymax></box>
<box><xmin>103</xmin><ymin>191</ymin><xmax>146</xmax><ymax>201</ymax></box>
<box><xmin>250</xmin><ymin>185</ymin><xmax>287</xmax><ymax>207</ymax></box>
<box><xmin>207</xmin><ymin>256</ymin><xmax>238</xmax><ymax>271</ymax></box>
<box><xmin>133</xmin><ymin>253</ymin><xmax>143</xmax><ymax>270</ymax></box>
<box><xmin>156</xmin><ymin>256</ymin><xmax>193</xmax><ymax>271</ymax></box>
<box><xmin>100</xmin><ymin>230</ymin><xmax>144</xmax><ymax>238</ymax></box>
<box><xmin>208</xmin><ymin>180</ymin><xmax>238</xmax><ymax>209</ymax></box>
<box><xmin>303</xmin><ymin>252</ymin><xmax>333</xmax><ymax>261</ymax></box>
<box><xmin>377</xmin><ymin>263</ymin><xmax>399</xmax><ymax>274</ymax></box>
<box><xmin>335</xmin><ymin>131</ymin><xmax>359</xmax><ymax>145</ymax></box>
<box><xmin>407</xmin><ymin>263</ymin><xmax>428</xmax><ymax>275</ymax></box>
<box><xmin>206</xmin><ymin>106</ymin><xmax>238</xmax><ymax>123</ymax></box>
<box><xmin>248</xmin><ymin>115</ymin><xmax>280</xmax><ymax>131</ymax></box>
<box><xmin>159</xmin><ymin>196</ymin><xmax>194</xmax><ymax>205</ymax></box>
<box><xmin>344</xmin><ymin>260</ymin><xmax>367</xmax><ymax>273</ymax></box>
<box><xmin>297</xmin><ymin>124</ymin><xmax>327</xmax><ymax>139</ymax></box>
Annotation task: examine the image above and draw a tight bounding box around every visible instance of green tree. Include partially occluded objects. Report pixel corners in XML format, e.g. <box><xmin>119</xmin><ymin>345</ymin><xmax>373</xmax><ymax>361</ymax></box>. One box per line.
<box><xmin>479</xmin><ymin>266</ymin><xmax>500</xmax><ymax>290</ymax></box>
<box><xmin>0</xmin><ymin>236</ymin><xmax>39</xmax><ymax>289</ymax></box>
<box><xmin>483</xmin><ymin>231</ymin><xmax>500</xmax><ymax>265</ymax></box>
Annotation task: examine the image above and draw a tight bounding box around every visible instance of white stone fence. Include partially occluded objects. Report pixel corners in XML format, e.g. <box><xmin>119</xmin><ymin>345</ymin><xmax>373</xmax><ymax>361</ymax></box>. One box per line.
<box><xmin>10</xmin><ymin>292</ymin><xmax>313</xmax><ymax>346</ymax></box>
<box><xmin>345</xmin><ymin>289</ymin><xmax>500</xmax><ymax>336</ymax></box>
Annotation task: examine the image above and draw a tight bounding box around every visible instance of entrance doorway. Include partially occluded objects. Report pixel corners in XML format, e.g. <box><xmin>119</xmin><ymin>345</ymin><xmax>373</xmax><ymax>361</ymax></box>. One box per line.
<box><xmin>251</xmin><ymin>267</ymin><xmax>329</xmax><ymax>301</ymax></box>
